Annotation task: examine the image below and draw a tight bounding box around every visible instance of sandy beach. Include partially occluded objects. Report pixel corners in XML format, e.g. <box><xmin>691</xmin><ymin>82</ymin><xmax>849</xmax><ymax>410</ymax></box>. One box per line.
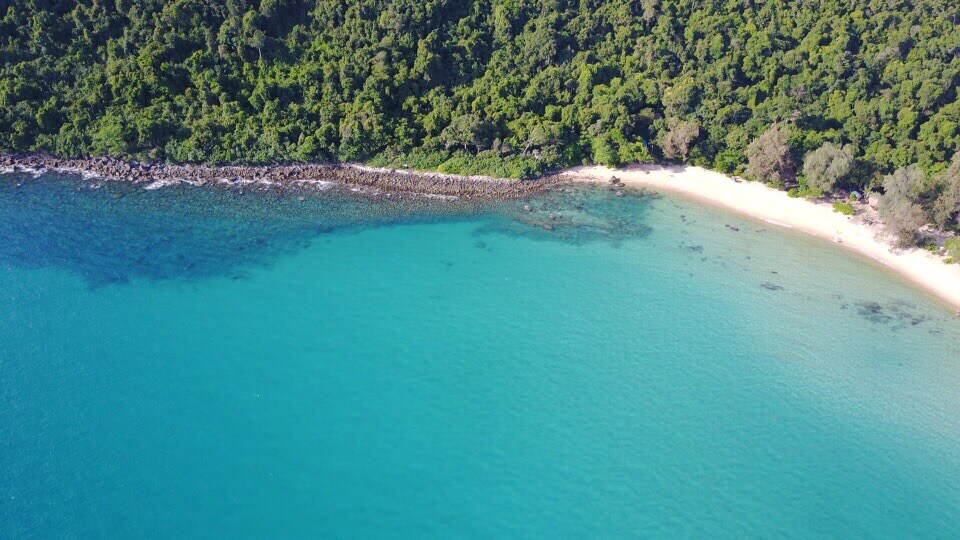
<box><xmin>564</xmin><ymin>164</ymin><xmax>960</xmax><ymax>310</ymax></box>
<box><xmin>5</xmin><ymin>153</ymin><xmax>959</xmax><ymax>309</ymax></box>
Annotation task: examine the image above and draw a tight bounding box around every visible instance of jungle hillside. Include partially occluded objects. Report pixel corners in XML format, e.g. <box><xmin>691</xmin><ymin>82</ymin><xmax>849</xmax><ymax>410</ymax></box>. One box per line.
<box><xmin>2</xmin><ymin>0</ymin><xmax>960</xmax><ymax>211</ymax></box>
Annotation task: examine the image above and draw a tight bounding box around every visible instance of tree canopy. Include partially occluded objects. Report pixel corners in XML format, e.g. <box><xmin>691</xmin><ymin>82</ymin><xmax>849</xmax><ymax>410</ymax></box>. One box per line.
<box><xmin>878</xmin><ymin>165</ymin><xmax>931</xmax><ymax>246</ymax></box>
<box><xmin>932</xmin><ymin>151</ymin><xmax>960</xmax><ymax>229</ymax></box>
<box><xmin>802</xmin><ymin>143</ymin><xmax>854</xmax><ymax>195</ymax></box>
<box><xmin>1</xmin><ymin>0</ymin><xmax>960</xmax><ymax>184</ymax></box>
<box><xmin>746</xmin><ymin>123</ymin><xmax>794</xmax><ymax>184</ymax></box>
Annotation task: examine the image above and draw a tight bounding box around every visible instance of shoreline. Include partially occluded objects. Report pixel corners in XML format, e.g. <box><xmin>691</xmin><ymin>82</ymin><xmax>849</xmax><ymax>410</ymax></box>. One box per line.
<box><xmin>0</xmin><ymin>153</ymin><xmax>557</xmax><ymax>200</ymax></box>
<box><xmin>3</xmin><ymin>153</ymin><xmax>959</xmax><ymax>310</ymax></box>
<box><xmin>562</xmin><ymin>164</ymin><xmax>960</xmax><ymax>311</ymax></box>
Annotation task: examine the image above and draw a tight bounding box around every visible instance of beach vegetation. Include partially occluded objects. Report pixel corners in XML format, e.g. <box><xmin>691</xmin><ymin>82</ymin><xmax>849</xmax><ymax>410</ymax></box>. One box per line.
<box><xmin>661</xmin><ymin>121</ymin><xmax>700</xmax><ymax>162</ymax></box>
<box><xmin>878</xmin><ymin>166</ymin><xmax>932</xmax><ymax>247</ymax></box>
<box><xmin>790</xmin><ymin>177</ymin><xmax>826</xmax><ymax>199</ymax></box>
<box><xmin>832</xmin><ymin>201</ymin><xmax>856</xmax><ymax>216</ymax></box>
<box><xmin>803</xmin><ymin>143</ymin><xmax>855</xmax><ymax>194</ymax></box>
<box><xmin>746</xmin><ymin>124</ymin><xmax>794</xmax><ymax>186</ymax></box>
<box><xmin>932</xmin><ymin>151</ymin><xmax>960</xmax><ymax>231</ymax></box>
<box><xmin>945</xmin><ymin>238</ymin><xmax>960</xmax><ymax>262</ymax></box>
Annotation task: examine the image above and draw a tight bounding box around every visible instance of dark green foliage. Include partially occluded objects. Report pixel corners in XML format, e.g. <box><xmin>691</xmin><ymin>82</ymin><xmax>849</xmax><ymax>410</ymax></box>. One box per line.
<box><xmin>803</xmin><ymin>143</ymin><xmax>854</xmax><ymax>194</ymax></box>
<box><xmin>878</xmin><ymin>166</ymin><xmax>931</xmax><ymax>247</ymax></box>
<box><xmin>832</xmin><ymin>201</ymin><xmax>856</xmax><ymax>216</ymax></box>
<box><xmin>746</xmin><ymin>124</ymin><xmax>794</xmax><ymax>184</ymax></box>
<box><xmin>945</xmin><ymin>237</ymin><xmax>960</xmax><ymax>262</ymax></box>
<box><xmin>2</xmin><ymin>0</ymin><xmax>960</xmax><ymax>182</ymax></box>
<box><xmin>661</xmin><ymin>121</ymin><xmax>699</xmax><ymax>161</ymax></box>
<box><xmin>932</xmin><ymin>151</ymin><xmax>960</xmax><ymax>230</ymax></box>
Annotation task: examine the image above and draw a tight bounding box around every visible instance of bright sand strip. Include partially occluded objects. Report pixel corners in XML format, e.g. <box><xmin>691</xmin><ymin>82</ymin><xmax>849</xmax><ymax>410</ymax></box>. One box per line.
<box><xmin>563</xmin><ymin>164</ymin><xmax>960</xmax><ymax>310</ymax></box>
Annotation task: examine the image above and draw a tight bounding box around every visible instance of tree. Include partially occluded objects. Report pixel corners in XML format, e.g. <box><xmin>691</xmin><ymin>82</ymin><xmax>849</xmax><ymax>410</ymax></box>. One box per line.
<box><xmin>440</xmin><ymin>114</ymin><xmax>494</xmax><ymax>153</ymax></box>
<box><xmin>242</xmin><ymin>10</ymin><xmax>267</xmax><ymax>61</ymax></box>
<box><xmin>4</xmin><ymin>0</ymin><xmax>960</xmax><ymax>181</ymax></box>
<box><xmin>90</xmin><ymin>112</ymin><xmax>130</xmax><ymax>156</ymax></box>
<box><xmin>591</xmin><ymin>134</ymin><xmax>619</xmax><ymax>167</ymax></box>
<box><xmin>338</xmin><ymin>92</ymin><xmax>388</xmax><ymax>161</ymax></box>
<box><xmin>802</xmin><ymin>143</ymin><xmax>854</xmax><ymax>194</ymax></box>
<box><xmin>661</xmin><ymin>120</ymin><xmax>699</xmax><ymax>161</ymax></box>
<box><xmin>746</xmin><ymin>124</ymin><xmax>794</xmax><ymax>184</ymax></box>
<box><xmin>522</xmin><ymin>119</ymin><xmax>566</xmax><ymax>156</ymax></box>
<box><xmin>878</xmin><ymin>165</ymin><xmax>930</xmax><ymax>247</ymax></box>
<box><xmin>946</xmin><ymin>237</ymin><xmax>960</xmax><ymax>261</ymax></box>
<box><xmin>932</xmin><ymin>151</ymin><xmax>960</xmax><ymax>230</ymax></box>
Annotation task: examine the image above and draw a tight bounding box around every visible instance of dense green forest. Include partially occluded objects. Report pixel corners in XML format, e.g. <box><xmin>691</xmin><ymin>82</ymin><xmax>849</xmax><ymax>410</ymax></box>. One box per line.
<box><xmin>1</xmin><ymin>0</ymin><xmax>960</xmax><ymax>230</ymax></box>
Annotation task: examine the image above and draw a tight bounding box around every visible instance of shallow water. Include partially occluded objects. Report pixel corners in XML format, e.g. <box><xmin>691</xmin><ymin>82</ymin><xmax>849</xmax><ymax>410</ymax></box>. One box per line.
<box><xmin>2</xmin><ymin>173</ymin><xmax>959</xmax><ymax>537</ymax></box>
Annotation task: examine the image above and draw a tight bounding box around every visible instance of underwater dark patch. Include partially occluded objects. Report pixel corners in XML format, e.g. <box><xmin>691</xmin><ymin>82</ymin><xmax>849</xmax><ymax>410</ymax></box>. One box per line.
<box><xmin>853</xmin><ymin>300</ymin><xmax>930</xmax><ymax>329</ymax></box>
<box><xmin>0</xmin><ymin>173</ymin><xmax>489</xmax><ymax>286</ymax></box>
<box><xmin>856</xmin><ymin>301</ymin><xmax>893</xmax><ymax>324</ymax></box>
<box><xmin>473</xmin><ymin>185</ymin><xmax>654</xmax><ymax>245</ymax></box>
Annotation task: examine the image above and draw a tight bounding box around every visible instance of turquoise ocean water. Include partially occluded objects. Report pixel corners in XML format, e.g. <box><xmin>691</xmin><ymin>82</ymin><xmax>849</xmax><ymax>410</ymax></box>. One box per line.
<box><xmin>2</xmin><ymin>173</ymin><xmax>959</xmax><ymax>537</ymax></box>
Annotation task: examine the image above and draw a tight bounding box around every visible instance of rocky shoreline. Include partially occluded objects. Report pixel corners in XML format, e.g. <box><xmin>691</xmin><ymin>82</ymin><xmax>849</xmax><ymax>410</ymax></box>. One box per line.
<box><xmin>0</xmin><ymin>153</ymin><xmax>560</xmax><ymax>200</ymax></box>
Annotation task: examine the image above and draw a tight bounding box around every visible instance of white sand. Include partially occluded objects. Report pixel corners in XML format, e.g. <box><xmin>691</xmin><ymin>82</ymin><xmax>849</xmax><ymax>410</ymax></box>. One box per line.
<box><xmin>563</xmin><ymin>164</ymin><xmax>960</xmax><ymax>310</ymax></box>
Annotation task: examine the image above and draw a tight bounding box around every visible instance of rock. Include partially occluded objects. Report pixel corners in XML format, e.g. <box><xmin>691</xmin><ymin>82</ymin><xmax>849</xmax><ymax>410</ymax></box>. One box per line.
<box><xmin>0</xmin><ymin>152</ymin><xmax>562</xmax><ymax>200</ymax></box>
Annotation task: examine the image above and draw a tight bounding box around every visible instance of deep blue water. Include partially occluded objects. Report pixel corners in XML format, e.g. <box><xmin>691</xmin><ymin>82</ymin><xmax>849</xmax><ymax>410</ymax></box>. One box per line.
<box><xmin>2</xmin><ymin>173</ymin><xmax>959</xmax><ymax>537</ymax></box>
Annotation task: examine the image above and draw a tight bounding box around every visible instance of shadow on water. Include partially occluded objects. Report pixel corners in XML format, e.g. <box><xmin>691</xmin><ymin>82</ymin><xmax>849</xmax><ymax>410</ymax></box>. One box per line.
<box><xmin>0</xmin><ymin>175</ymin><xmax>654</xmax><ymax>287</ymax></box>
